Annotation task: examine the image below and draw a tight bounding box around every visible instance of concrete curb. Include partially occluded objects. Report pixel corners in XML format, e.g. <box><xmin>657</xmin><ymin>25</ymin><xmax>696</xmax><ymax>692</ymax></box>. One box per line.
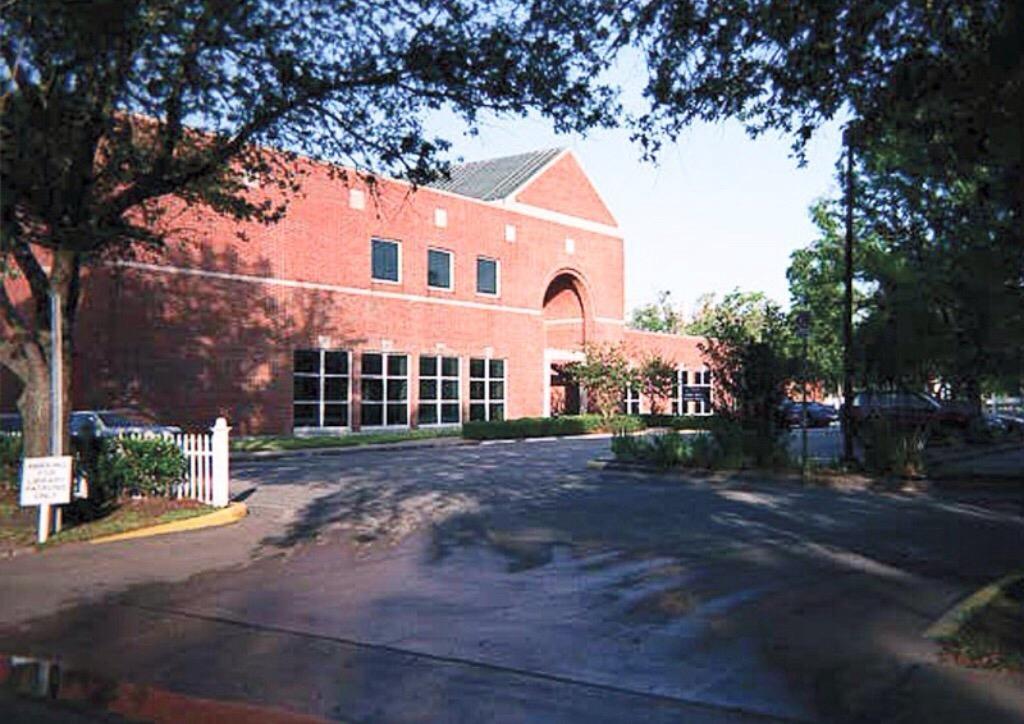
<box><xmin>89</xmin><ymin>502</ymin><xmax>248</xmax><ymax>544</ymax></box>
<box><xmin>924</xmin><ymin>571</ymin><xmax>1024</xmax><ymax>641</ymax></box>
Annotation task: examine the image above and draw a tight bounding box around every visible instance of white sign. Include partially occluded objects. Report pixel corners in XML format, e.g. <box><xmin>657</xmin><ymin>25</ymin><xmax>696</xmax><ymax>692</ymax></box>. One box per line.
<box><xmin>20</xmin><ymin>456</ymin><xmax>73</xmax><ymax>506</ymax></box>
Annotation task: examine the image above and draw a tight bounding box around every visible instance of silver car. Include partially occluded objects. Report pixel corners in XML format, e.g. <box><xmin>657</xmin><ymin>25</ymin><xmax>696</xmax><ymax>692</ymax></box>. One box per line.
<box><xmin>69</xmin><ymin>410</ymin><xmax>181</xmax><ymax>438</ymax></box>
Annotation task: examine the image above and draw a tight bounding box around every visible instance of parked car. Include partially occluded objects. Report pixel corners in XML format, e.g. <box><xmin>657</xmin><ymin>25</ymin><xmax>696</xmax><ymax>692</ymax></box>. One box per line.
<box><xmin>69</xmin><ymin>410</ymin><xmax>181</xmax><ymax>438</ymax></box>
<box><xmin>0</xmin><ymin>413</ymin><xmax>21</xmax><ymax>435</ymax></box>
<box><xmin>851</xmin><ymin>391</ymin><xmax>943</xmax><ymax>427</ymax></box>
<box><xmin>995</xmin><ymin>413</ymin><xmax>1024</xmax><ymax>436</ymax></box>
<box><xmin>780</xmin><ymin>400</ymin><xmax>839</xmax><ymax>428</ymax></box>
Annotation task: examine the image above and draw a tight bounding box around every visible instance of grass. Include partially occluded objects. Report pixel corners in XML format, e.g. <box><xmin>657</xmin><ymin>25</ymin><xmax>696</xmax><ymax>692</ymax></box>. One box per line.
<box><xmin>0</xmin><ymin>488</ymin><xmax>214</xmax><ymax>551</ymax></box>
<box><xmin>940</xmin><ymin>575</ymin><xmax>1024</xmax><ymax>672</ymax></box>
<box><xmin>231</xmin><ymin>427</ymin><xmax>461</xmax><ymax>452</ymax></box>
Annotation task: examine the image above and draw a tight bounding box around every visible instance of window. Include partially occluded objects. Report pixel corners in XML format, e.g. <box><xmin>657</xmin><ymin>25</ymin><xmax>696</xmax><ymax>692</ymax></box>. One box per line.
<box><xmin>692</xmin><ymin>368</ymin><xmax>712</xmax><ymax>415</ymax></box>
<box><xmin>476</xmin><ymin>257</ymin><xmax>499</xmax><ymax>295</ymax></box>
<box><xmin>427</xmin><ymin>249</ymin><xmax>453</xmax><ymax>290</ymax></box>
<box><xmin>361</xmin><ymin>353</ymin><xmax>408</xmax><ymax>426</ymax></box>
<box><xmin>371</xmin><ymin>239</ymin><xmax>400</xmax><ymax>282</ymax></box>
<box><xmin>419</xmin><ymin>356</ymin><xmax>460</xmax><ymax>425</ymax></box>
<box><xmin>469</xmin><ymin>358</ymin><xmax>505</xmax><ymax>421</ymax></box>
<box><xmin>622</xmin><ymin>385</ymin><xmax>641</xmax><ymax>416</ymax></box>
<box><xmin>293</xmin><ymin>349</ymin><xmax>350</xmax><ymax>428</ymax></box>
<box><xmin>671</xmin><ymin>369</ymin><xmax>688</xmax><ymax>415</ymax></box>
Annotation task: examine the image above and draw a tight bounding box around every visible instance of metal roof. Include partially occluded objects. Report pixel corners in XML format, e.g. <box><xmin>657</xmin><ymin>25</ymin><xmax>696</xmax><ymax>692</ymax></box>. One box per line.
<box><xmin>427</xmin><ymin>148</ymin><xmax>564</xmax><ymax>201</ymax></box>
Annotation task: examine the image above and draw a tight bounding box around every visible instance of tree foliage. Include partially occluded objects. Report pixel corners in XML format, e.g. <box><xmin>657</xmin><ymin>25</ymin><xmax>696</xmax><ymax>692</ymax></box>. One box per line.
<box><xmin>636</xmin><ymin>352</ymin><xmax>676</xmax><ymax>414</ymax></box>
<box><xmin>562</xmin><ymin>343</ymin><xmax>637</xmax><ymax>419</ymax></box>
<box><xmin>628</xmin><ymin>290</ymin><xmax>684</xmax><ymax>334</ymax></box>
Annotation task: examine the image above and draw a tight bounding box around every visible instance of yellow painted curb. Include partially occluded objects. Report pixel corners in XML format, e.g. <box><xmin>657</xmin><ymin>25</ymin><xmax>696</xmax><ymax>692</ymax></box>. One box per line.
<box><xmin>924</xmin><ymin>572</ymin><xmax>1024</xmax><ymax>641</ymax></box>
<box><xmin>90</xmin><ymin>502</ymin><xmax>248</xmax><ymax>545</ymax></box>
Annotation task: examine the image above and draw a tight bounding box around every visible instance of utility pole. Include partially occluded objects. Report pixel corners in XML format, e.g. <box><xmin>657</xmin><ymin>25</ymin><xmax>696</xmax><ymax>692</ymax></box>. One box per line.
<box><xmin>842</xmin><ymin>127</ymin><xmax>856</xmax><ymax>464</ymax></box>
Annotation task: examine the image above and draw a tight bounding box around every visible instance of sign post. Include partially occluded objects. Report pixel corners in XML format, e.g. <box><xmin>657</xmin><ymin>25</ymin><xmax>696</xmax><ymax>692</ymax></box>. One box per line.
<box><xmin>795</xmin><ymin>311</ymin><xmax>811</xmax><ymax>482</ymax></box>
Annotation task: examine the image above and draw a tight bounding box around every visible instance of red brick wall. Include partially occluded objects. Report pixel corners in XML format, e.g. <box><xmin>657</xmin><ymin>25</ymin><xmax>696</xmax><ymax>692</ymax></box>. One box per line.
<box><xmin>514</xmin><ymin>153</ymin><xmax>618</xmax><ymax>226</ymax></box>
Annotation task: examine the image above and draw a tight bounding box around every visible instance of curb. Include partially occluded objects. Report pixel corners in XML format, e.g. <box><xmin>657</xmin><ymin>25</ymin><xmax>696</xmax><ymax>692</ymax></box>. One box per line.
<box><xmin>926</xmin><ymin>441</ymin><xmax>1023</xmax><ymax>467</ymax></box>
<box><xmin>924</xmin><ymin>571</ymin><xmax>1024</xmax><ymax>641</ymax></box>
<box><xmin>231</xmin><ymin>437</ymin><xmax>474</xmax><ymax>462</ymax></box>
<box><xmin>89</xmin><ymin>502</ymin><xmax>248</xmax><ymax>544</ymax></box>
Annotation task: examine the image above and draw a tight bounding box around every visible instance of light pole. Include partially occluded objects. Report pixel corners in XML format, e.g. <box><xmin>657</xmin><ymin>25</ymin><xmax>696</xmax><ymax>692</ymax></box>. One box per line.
<box><xmin>841</xmin><ymin>126</ymin><xmax>856</xmax><ymax>465</ymax></box>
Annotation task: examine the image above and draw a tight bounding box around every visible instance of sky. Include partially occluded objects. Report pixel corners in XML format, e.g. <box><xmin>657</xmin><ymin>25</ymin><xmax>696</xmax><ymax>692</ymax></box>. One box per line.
<box><xmin>426</xmin><ymin>111</ymin><xmax>846</xmax><ymax>319</ymax></box>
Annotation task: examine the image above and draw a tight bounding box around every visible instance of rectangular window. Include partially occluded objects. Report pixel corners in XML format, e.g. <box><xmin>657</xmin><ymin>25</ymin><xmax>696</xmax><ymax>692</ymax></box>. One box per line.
<box><xmin>371</xmin><ymin>238</ymin><xmax>400</xmax><ymax>282</ymax></box>
<box><xmin>622</xmin><ymin>385</ymin><xmax>641</xmax><ymax>416</ymax></box>
<box><xmin>361</xmin><ymin>352</ymin><xmax>408</xmax><ymax>426</ymax></box>
<box><xmin>427</xmin><ymin>249</ymin><xmax>453</xmax><ymax>290</ymax></box>
<box><xmin>469</xmin><ymin>357</ymin><xmax>505</xmax><ymax>421</ymax></box>
<box><xmin>691</xmin><ymin>368</ymin><xmax>712</xmax><ymax>415</ymax></box>
<box><xmin>476</xmin><ymin>257</ymin><xmax>499</xmax><ymax>295</ymax></box>
<box><xmin>293</xmin><ymin>349</ymin><xmax>349</xmax><ymax>429</ymax></box>
<box><xmin>671</xmin><ymin>369</ymin><xmax>689</xmax><ymax>415</ymax></box>
<box><xmin>418</xmin><ymin>355</ymin><xmax>460</xmax><ymax>425</ymax></box>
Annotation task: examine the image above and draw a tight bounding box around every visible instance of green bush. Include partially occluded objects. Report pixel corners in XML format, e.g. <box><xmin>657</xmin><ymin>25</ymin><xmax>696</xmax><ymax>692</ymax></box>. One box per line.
<box><xmin>641</xmin><ymin>414</ymin><xmax>716</xmax><ymax>431</ymax></box>
<box><xmin>96</xmin><ymin>437</ymin><xmax>188</xmax><ymax>497</ymax></box>
<box><xmin>860</xmin><ymin>418</ymin><xmax>929</xmax><ymax>477</ymax></box>
<box><xmin>462</xmin><ymin>415</ymin><xmax>645</xmax><ymax>441</ymax></box>
<box><xmin>0</xmin><ymin>435</ymin><xmax>22</xmax><ymax>489</ymax></box>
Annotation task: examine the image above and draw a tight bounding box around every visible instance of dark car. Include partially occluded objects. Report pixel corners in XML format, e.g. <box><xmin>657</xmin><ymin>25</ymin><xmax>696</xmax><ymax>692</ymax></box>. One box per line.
<box><xmin>851</xmin><ymin>390</ymin><xmax>942</xmax><ymax>427</ymax></box>
<box><xmin>780</xmin><ymin>400</ymin><xmax>839</xmax><ymax>428</ymax></box>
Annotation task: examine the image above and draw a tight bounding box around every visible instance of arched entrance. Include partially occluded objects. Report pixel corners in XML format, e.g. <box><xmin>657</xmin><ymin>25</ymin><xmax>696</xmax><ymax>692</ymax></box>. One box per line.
<box><xmin>542</xmin><ymin>272</ymin><xmax>591</xmax><ymax>416</ymax></box>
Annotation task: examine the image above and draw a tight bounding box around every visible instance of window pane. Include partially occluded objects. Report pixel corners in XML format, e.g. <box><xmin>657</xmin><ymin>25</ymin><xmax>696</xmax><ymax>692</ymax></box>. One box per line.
<box><xmin>469</xmin><ymin>358</ymin><xmax>485</xmax><ymax>378</ymax></box>
<box><xmin>441</xmin><ymin>357</ymin><xmax>459</xmax><ymax>377</ymax></box>
<box><xmin>294</xmin><ymin>350</ymin><xmax>319</xmax><ymax>374</ymax></box>
<box><xmin>419</xmin><ymin>356</ymin><xmax>437</xmax><ymax>376</ymax></box>
<box><xmin>324</xmin><ymin>351</ymin><xmax>348</xmax><ymax>374</ymax></box>
<box><xmin>470</xmin><ymin>381</ymin><xmax>485</xmax><ymax>400</ymax></box>
<box><xmin>387</xmin><ymin>354</ymin><xmax>408</xmax><ymax>376</ymax></box>
<box><xmin>293</xmin><ymin>376</ymin><xmax>320</xmax><ymax>402</ymax></box>
<box><xmin>387</xmin><ymin>404</ymin><xmax>408</xmax><ymax>425</ymax></box>
<box><xmin>427</xmin><ymin>250</ymin><xmax>451</xmax><ymax>288</ymax></box>
<box><xmin>372</xmin><ymin>240</ymin><xmax>399</xmax><ymax>281</ymax></box>
<box><xmin>324</xmin><ymin>377</ymin><xmax>348</xmax><ymax>401</ymax></box>
<box><xmin>680</xmin><ymin>371</ymin><xmax>689</xmax><ymax>385</ymax></box>
<box><xmin>441</xmin><ymin>404</ymin><xmax>460</xmax><ymax>424</ymax></box>
<box><xmin>323</xmin><ymin>404</ymin><xmax>348</xmax><ymax>426</ymax></box>
<box><xmin>362</xmin><ymin>378</ymin><xmax>383</xmax><ymax>401</ymax></box>
<box><xmin>361</xmin><ymin>404</ymin><xmax>383</xmax><ymax>426</ymax></box>
<box><xmin>489</xmin><ymin>381</ymin><xmax>504</xmax><ymax>401</ymax></box>
<box><xmin>420</xmin><ymin>379</ymin><xmax>438</xmax><ymax>401</ymax></box>
<box><xmin>418</xmin><ymin>404</ymin><xmax>438</xmax><ymax>425</ymax></box>
<box><xmin>362</xmin><ymin>353</ymin><xmax>382</xmax><ymax>376</ymax></box>
<box><xmin>489</xmin><ymin>404</ymin><xmax>505</xmax><ymax>421</ymax></box>
<box><xmin>489</xmin><ymin>359</ymin><xmax>504</xmax><ymax>378</ymax></box>
<box><xmin>293</xmin><ymin>403</ymin><xmax>319</xmax><ymax>427</ymax></box>
<box><xmin>469</xmin><ymin>403</ymin><xmax>486</xmax><ymax>421</ymax></box>
<box><xmin>387</xmin><ymin>379</ymin><xmax>408</xmax><ymax>401</ymax></box>
<box><xmin>476</xmin><ymin>258</ymin><xmax>497</xmax><ymax>294</ymax></box>
<box><xmin>441</xmin><ymin>380</ymin><xmax>459</xmax><ymax>400</ymax></box>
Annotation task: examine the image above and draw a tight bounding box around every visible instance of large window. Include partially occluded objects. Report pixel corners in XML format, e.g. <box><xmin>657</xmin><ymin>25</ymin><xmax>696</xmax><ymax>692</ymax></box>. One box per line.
<box><xmin>671</xmin><ymin>369</ymin><xmax>688</xmax><ymax>415</ymax></box>
<box><xmin>427</xmin><ymin>249</ymin><xmax>453</xmax><ymax>290</ymax></box>
<box><xmin>476</xmin><ymin>256</ymin><xmax>499</xmax><ymax>295</ymax></box>
<box><xmin>419</xmin><ymin>356</ymin><xmax>460</xmax><ymax>425</ymax></box>
<box><xmin>673</xmin><ymin>368</ymin><xmax>712</xmax><ymax>415</ymax></box>
<box><xmin>293</xmin><ymin>349</ymin><xmax>349</xmax><ymax>428</ymax></box>
<box><xmin>361</xmin><ymin>353</ymin><xmax>408</xmax><ymax>426</ymax></box>
<box><xmin>371</xmin><ymin>238</ymin><xmax>400</xmax><ymax>282</ymax></box>
<box><xmin>469</xmin><ymin>358</ymin><xmax>505</xmax><ymax>421</ymax></box>
<box><xmin>692</xmin><ymin>368</ymin><xmax>712</xmax><ymax>415</ymax></box>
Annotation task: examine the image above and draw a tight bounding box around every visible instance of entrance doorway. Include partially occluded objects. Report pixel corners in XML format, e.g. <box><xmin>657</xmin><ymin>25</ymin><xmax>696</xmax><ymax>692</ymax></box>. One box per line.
<box><xmin>549</xmin><ymin>364</ymin><xmax>580</xmax><ymax>416</ymax></box>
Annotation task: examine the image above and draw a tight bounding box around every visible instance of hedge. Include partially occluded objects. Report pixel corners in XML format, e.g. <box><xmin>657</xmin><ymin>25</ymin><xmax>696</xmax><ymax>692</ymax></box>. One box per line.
<box><xmin>640</xmin><ymin>414</ymin><xmax>717</xmax><ymax>431</ymax></box>
<box><xmin>462</xmin><ymin>414</ymin><xmax>645</xmax><ymax>441</ymax></box>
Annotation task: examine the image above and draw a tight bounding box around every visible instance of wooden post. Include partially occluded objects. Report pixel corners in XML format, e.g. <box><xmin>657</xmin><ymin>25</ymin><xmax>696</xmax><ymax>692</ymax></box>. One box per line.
<box><xmin>210</xmin><ymin>417</ymin><xmax>231</xmax><ymax>507</ymax></box>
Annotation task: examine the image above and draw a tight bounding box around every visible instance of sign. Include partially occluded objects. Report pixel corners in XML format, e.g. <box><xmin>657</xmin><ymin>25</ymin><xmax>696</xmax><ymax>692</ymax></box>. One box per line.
<box><xmin>20</xmin><ymin>456</ymin><xmax>73</xmax><ymax>507</ymax></box>
<box><xmin>682</xmin><ymin>387</ymin><xmax>712</xmax><ymax>403</ymax></box>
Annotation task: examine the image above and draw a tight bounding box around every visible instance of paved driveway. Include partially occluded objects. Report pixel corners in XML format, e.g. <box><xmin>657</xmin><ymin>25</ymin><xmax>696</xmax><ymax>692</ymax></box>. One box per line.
<box><xmin>2</xmin><ymin>438</ymin><xmax>1023</xmax><ymax>722</ymax></box>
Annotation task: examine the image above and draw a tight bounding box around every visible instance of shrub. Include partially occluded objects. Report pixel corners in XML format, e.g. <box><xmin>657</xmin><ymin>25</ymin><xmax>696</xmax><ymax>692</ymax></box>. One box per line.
<box><xmin>96</xmin><ymin>436</ymin><xmax>188</xmax><ymax>497</ymax></box>
<box><xmin>462</xmin><ymin>414</ymin><xmax>644</xmax><ymax>441</ymax></box>
<box><xmin>0</xmin><ymin>435</ymin><xmax>22</xmax><ymax>489</ymax></box>
<box><xmin>860</xmin><ymin>418</ymin><xmax>929</xmax><ymax>477</ymax></box>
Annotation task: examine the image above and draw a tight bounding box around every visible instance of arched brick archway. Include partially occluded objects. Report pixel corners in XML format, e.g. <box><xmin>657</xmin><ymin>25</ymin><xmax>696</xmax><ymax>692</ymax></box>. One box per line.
<box><xmin>542</xmin><ymin>271</ymin><xmax>592</xmax><ymax>416</ymax></box>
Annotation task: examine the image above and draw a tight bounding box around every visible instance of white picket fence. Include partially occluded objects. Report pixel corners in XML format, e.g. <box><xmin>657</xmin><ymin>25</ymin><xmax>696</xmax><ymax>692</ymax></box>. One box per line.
<box><xmin>115</xmin><ymin>417</ymin><xmax>231</xmax><ymax>507</ymax></box>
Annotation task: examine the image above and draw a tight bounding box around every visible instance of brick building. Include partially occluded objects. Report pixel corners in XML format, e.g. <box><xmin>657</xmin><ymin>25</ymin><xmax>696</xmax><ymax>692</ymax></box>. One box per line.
<box><xmin>2</xmin><ymin>148</ymin><xmax>712</xmax><ymax>433</ymax></box>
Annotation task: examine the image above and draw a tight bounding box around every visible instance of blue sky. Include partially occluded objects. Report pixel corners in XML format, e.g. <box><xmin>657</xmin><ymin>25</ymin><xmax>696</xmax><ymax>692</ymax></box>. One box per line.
<box><xmin>426</xmin><ymin>112</ymin><xmax>845</xmax><ymax>318</ymax></box>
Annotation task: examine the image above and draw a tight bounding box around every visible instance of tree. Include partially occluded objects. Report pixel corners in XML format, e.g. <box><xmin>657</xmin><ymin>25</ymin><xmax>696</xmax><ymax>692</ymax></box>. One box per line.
<box><xmin>686</xmin><ymin>290</ymin><xmax>778</xmax><ymax>340</ymax></box>
<box><xmin>637</xmin><ymin>352</ymin><xmax>676</xmax><ymax>414</ymax></box>
<box><xmin>628</xmin><ymin>290</ymin><xmax>683</xmax><ymax>334</ymax></box>
<box><xmin>562</xmin><ymin>343</ymin><xmax>637</xmax><ymax>419</ymax></box>
<box><xmin>1</xmin><ymin>0</ymin><xmax>620</xmax><ymax>455</ymax></box>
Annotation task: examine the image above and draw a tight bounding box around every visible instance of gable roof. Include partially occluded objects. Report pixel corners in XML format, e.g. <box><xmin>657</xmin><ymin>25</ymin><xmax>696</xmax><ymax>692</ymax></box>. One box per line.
<box><xmin>427</xmin><ymin>148</ymin><xmax>564</xmax><ymax>201</ymax></box>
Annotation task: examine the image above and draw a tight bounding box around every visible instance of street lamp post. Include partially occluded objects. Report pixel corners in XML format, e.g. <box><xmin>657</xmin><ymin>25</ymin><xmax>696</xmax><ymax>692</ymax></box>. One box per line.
<box><xmin>842</xmin><ymin>126</ymin><xmax>856</xmax><ymax>465</ymax></box>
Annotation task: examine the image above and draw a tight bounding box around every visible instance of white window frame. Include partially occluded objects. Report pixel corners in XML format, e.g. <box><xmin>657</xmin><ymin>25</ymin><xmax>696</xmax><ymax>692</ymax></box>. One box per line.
<box><xmin>622</xmin><ymin>384</ymin><xmax>642</xmax><ymax>416</ymax></box>
<box><xmin>672</xmin><ymin>368</ymin><xmax>688</xmax><ymax>416</ymax></box>
<box><xmin>293</xmin><ymin>349</ymin><xmax>351</xmax><ymax>432</ymax></box>
<box><xmin>360</xmin><ymin>352</ymin><xmax>409</xmax><ymax>428</ymax></box>
<box><xmin>691</xmin><ymin>368</ymin><xmax>713</xmax><ymax>415</ymax></box>
<box><xmin>418</xmin><ymin>355</ymin><xmax>461</xmax><ymax>426</ymax></box>
<box><xmin>469</xmin><ymin>357</ymin><xmax>506</xmax><ymax>421</ymax></box>
<box><xmin>475</xmin><ymin>256</ymin><xmax>500</xmax><ymax>297</ymax></box>
<box><xmin>426</xmin><ymin>247</ymin><xmax>454</xmax><ymax>291</ymax></box>
<box><xmin>371</xmin><ymin>237</ymin><xmax>402</xmax><ymax>284</ymax></box>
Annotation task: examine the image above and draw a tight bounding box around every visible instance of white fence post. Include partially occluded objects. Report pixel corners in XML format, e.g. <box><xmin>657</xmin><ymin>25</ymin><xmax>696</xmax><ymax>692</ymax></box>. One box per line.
<box><xmin>210</xmin><ymin>417</ymin><xmax>231</xmax><ymax>507</ymax></box>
